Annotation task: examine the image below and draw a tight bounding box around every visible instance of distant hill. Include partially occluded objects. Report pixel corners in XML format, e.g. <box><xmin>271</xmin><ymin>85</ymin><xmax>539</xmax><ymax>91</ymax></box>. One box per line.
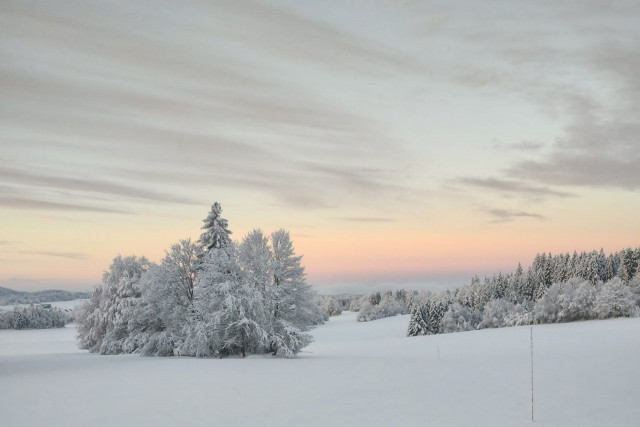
<box><xmin>0</xmin><ymin>286</ymin><xmax>91</xmax><ymax>306</ymax></box>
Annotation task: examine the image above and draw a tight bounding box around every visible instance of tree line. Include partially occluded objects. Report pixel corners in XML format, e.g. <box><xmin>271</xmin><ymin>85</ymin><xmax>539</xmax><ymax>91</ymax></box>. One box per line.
<box><xmin>407</xmin><ymin>247</ymin><xmax>640</xmax><ymax>336</ymax></box>
<box><xmin>0</xmin><ymin>304</ymin><xmax>73</xmax><ymax>329</ymax></box>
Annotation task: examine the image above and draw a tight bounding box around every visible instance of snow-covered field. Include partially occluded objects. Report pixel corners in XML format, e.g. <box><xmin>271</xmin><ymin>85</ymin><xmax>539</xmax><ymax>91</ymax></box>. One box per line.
<box><xmin>1</xmin><ymin>312</ymin><xmax>639</xmax><ymax>427</ymax></box>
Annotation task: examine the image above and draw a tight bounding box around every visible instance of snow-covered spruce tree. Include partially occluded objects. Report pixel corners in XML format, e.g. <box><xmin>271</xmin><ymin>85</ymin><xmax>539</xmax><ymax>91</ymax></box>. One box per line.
<box><xmin>198</xmin><ymin>202</ymin><xmax>232</xmax><ymax>252</ymax></box>
<box><xmin>504</xmin><ymin>263</ymin><xmax>524</xmax><ymax>304</ymax></box>
<box><xmin>76</xmin><ymin>255</ymin><xmax>149</xmax><ymax>353</ymax></box>
<box><xmin>407</xmin><ymin>293</ymin><xmax>450</xmax><ymax>336</ymax></box>
<box><xmin>180</xmin><ymin>244</ymin><xmax>270</xmax><ymax>358</ymax></box>
<box><xmin>11</xmin><ymin>309</ymin><xmax>27</xmax><ymax>329</ymax></box>
<box><xmin>407</xmin><ymin>302</ymin><xmax>429</xmax><ymax>336</ymax></box>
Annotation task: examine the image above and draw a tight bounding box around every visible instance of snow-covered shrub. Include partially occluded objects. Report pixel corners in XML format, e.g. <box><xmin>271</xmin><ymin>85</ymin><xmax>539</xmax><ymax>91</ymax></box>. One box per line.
<box><xmin>594</xmin><ymin>278</ymin><xmax>638</xmax><ymax>319</ymax></box>
<box><xmin>479</xmin><ymin>299</ymin><xmax>515</xmax><ymax>329</ymax></box>
<box><xmin>140</xmin><ymin>332</ymin><xmax>181</xmax><ymax>357</ymax></box>
<box><xmin>533</xmin><ymin>281</ymin><xmax>578</xmax><ymax>324</ymax></box>
<box><xmin>178</xmin><ymin>320</ymin><xmax>219</xmax><ymax>358</ymax></box>
<box><xmin>503</xmin><ymin>302</ymin><xmax>534</xmax><ymax>327</ymax></box>
<box><xmin>319</xmin><ymin>296</ymin><xmax>342</xmax><ymax>317</ymax></box>
<box><xmin>349</xmin><ymin>296</ymin><xmax>365</xmax><ymax>312</ymax></box>
<box><xmin>440</xmin><ymin>303</ymin><xmax>482</xmax><ymax>333</ymax></box>
<box><xmin>570</xmin><ymin>280</ymin><xmax>601</xmax><ymax>320</ymax></box>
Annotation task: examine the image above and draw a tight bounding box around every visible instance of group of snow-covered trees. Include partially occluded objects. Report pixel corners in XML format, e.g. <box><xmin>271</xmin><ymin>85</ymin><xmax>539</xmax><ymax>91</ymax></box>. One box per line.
<box><xmin>76</xmin><ymin>203</ymin><xmax>324</xmax><ymax>358</ymax></box>
<box><xmin>354</xmin><ymin>289</ymin><xmax>410</xmax><ymax>322</ymax></box>
<box><xmin>0</xmin><ymin>304</ymin><xmax>73</xmax><ymax>329</ymax></box>
<box><xmin>315</xmin><ymin>294</ymin><xmax>360</xmax><ymax>318</ymax></box>
<box><xmin>407</xmin><ymin>248</ymin><xmax>640</xmax><ymax>336</ymax></box>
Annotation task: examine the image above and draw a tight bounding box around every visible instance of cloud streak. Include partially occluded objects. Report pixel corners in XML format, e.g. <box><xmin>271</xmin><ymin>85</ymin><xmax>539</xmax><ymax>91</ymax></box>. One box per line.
<box><xmin>454</xmin><ymin>177</ymin><xmax>573</xmax><ymax>199</ymax></box>
<box><xmin>0</xmin><ymin>195</ymin><xmax>131</xmax><ymax>214</ymax></box>
<box><xmin>0</xmin><ymin>166</ymin><xmax>200</xmax><ymax>205</ymax></box>
<box><xmin>336</xmin><ymin>217</ymin><xmax>397</xmax><ymax>223</ymax></box>
<box><xmin>18</xmin><ymin>251</ymin><xmax>88</xmax><ymax>260</ymax></box>
<box><xmin>487</xmin><ymin>209</ymin><xmax>545</xmax><ymax>223</ymax></box>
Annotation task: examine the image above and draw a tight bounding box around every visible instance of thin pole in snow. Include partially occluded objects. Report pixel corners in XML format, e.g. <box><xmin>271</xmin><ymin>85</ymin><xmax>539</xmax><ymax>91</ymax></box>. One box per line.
<box><xmin>437</xmin><ymin>344</ymin><xmax>440</xmax><ymax>360</ymax></box>
<box><xmin>531</xmin><ymin>326</ymin><xmax>534</xmax><ymax>423</ymax></box>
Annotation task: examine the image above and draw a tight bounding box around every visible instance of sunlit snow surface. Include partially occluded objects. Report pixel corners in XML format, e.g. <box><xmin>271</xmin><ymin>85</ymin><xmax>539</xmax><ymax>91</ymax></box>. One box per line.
<box><xmin>1</xmin><ymin>311</ymin><xmax>639</xmax><ymax>426</ymax></box>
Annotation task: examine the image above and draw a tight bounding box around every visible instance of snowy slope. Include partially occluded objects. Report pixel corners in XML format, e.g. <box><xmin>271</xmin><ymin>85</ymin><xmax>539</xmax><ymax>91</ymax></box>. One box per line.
<box><xmin>1</xmin><ymin>312</ymin><xmax>639</xmax><ymax>427</ymax></box>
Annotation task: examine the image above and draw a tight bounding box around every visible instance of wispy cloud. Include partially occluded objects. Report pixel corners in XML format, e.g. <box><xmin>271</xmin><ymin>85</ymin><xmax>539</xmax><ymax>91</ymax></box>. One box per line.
<box><xmin>434</xmin><ymin>3</ymin><xmax>640</xmax><ymax>195</ymax></box>
<box><xmin>453</xmin><ymin>177</ymin><xmax>573</xmax><ymax>199</ymax></box>
<box><xmin>336</xmin><ymin>217</ymin><xmax>397</xmax><ymax>223</ymax></box>
<box><xmin>493</xmin><ymin>141</ymin><xmax>544</xmax><ymax>151</ymax></box>
<box><xmin>0</xmin><ymin>166</ymin><xmax>200</xmax><ymax>205</ymax></box>
<box><xmin>487</xmin><ymin>209</ymin><xmax>545</xmax><ymax>223</ymax></box>
<box><xmin>0</xmin><ymin>195</ymin><xmax>130</xmax><ymax>214</ymax></box>
<box><xmin>506</xmin><ymin>83</ymin><xmax>640</xmax><ymax>191</ymax></box>
<box><xmin>18</xmin><ymin>251</ymin><xmax>88</xmax><ymax>260</ymax></box>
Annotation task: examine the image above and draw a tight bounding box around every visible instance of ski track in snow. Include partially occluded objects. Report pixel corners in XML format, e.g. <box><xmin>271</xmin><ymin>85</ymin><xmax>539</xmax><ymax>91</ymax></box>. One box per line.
<box><xmin>1</xmin><ymin>311</ymin><xmax>639</xmax><ymax>427</ymax></box>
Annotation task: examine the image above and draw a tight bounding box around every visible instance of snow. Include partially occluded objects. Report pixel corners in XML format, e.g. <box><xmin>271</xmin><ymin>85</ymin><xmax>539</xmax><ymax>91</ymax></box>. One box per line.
<box><xmin>1</xmin><ymin>312</ymin><xmax>639</xmax><ymax>426</ymax></box>
<box><xmin>0</xmin><ymin>298</ymin><xmax>88</xmax><ymax>312</ymax></box>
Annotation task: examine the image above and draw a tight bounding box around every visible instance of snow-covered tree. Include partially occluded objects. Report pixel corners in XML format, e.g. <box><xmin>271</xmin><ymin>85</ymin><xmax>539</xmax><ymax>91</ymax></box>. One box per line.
<box><xmin>76</xmin><ymin>255</ymin><xmax>149</xmax><ymax>354</ymax></box>
<box><xmin>357</xmin><ymin>294</ymin><xmax>408</xmax><ymax>322</ymax></box>
<box><xmin>319</xmin><ymin>296</ymin><xmax>342</xmax><ymax>317</ymax></box>
<box><xmin>503</xmin><ymin>302</ymin><xmax>534</xmax><ymax>327</ymax></box>
<box><xmin>594</xmin><ymin>278</ymin><xmax>637</xmax><ymax>319</ymax></box>
<box><xmin>180</xmin><ymin>245</ymin><xmax>270</xmax><ymax>357</ymax></box>
<box><xmin>267</xmin><ymin>229</ymin><xmax>316</xmax><ymax>356</ymax></box>
<box><xmin>162</xmin><ymin>239</ymin><xmax>201</xmax><ymax>309</ymax></box>
<box><xmin>440</xmin><ymin>303</ymin><xmax>482</xmax><ymax>333</ymax></box>
<box><xmin>0</xmin><ymin>305</ymin><xmax>72</xmax><ymax>329</ymax></box>
<box><xmin>407</xmin><ymin>303</ymin><xmax>429</xmax><ymax>337</ymax></box>
<box><xmin>533</xmin><ymin>281</ymin><xmax>578</xmax><ymax>324</ymax></box>
<box><xmin>198</xmin><ymin>202</ymin><xmax>232</xmax><ymax>252</ymax></box>
<box><xmin>238</xmin><ymin>229</ymin><xmax>272</xmax><ymax>293</ymax></box>
<box><xmin>479</xmin><ymin>299</ymin><xmax>515</xmax><ymax>329</ymax></box>
<box><xmin>571</xmin><ymin>279</ymin><xmax>601</xmax><ymax>320</ymax></box>
<box><xmin>407</xmin><ymin>293</ymin><xmax>450</xmax><ymax>336</ymax></box>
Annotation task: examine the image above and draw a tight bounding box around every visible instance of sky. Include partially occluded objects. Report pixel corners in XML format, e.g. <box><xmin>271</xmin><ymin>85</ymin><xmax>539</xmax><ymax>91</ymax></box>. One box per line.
<box><xmin>1</xmin><ymin>0</ymin><xmax>639</xmax><ymax>294</ymax></box>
